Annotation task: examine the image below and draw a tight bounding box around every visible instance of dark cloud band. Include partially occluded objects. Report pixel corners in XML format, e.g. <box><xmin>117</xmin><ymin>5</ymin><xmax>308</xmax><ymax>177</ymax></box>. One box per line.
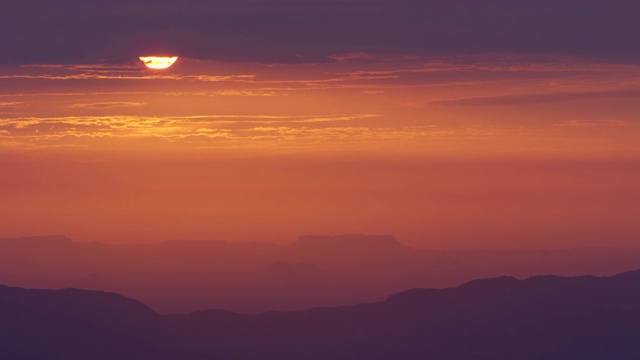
<box><xmin>2</xmin><ymin>0</ymin><xmax>640</xmax><ymax>64</ymax></box>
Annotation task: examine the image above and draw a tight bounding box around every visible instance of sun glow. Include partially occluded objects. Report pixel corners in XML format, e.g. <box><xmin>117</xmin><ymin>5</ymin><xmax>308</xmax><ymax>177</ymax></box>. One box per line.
<box><xmin>139</xmin><ymin>56</ymin><xmax>178</xmax><ymax>69</ymax></box>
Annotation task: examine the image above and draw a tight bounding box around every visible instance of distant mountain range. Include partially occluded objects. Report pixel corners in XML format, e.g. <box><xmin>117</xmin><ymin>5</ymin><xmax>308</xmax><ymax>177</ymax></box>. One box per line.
<box><xmin>2</xmin><ymin>270</ymin><xmax>640</xmax><ymax>359</ymax></box>
<box><xmin>2</xmin><ymin>234</ymin><xmax>640</xmax><ymax>313</ymax></box>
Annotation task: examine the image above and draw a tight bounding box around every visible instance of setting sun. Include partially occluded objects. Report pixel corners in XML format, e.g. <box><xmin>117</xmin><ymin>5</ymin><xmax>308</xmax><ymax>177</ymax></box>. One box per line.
<box><xmin>139</xmin><ymin>56</ymin><xmax>178</xmax><ymax>69</ymax></box>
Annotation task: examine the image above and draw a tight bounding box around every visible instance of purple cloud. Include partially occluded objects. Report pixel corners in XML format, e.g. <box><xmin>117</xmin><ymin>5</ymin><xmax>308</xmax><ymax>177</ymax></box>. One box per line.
<box><xmin>1</xmin><ymin>0</ymin><xmax>639</xmax><ymax>64</ymax></box>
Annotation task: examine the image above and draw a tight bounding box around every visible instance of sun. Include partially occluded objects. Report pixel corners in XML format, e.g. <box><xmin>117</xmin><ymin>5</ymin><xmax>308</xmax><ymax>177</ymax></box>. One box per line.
<box><xmin>139</xmin><ymin>56</ymin><xmax>178</xmax><ymax>70</ymax></box>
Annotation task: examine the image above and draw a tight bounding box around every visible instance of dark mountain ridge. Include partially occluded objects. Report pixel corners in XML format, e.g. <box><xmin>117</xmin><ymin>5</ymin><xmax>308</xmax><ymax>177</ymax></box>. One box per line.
<box><xmin>3</xmin><ymin>234</ymin><xmax>640</xmax><ymax>313</ymax></box>
<box><xmin>2</xmin><ymin>270</ymin><xmax>640</xmax><ymax>359</ymax></box>
<box><xmin>0</xmin><ymin>286</ymin><xmax>170</xmax><ymax>359</ymax></box>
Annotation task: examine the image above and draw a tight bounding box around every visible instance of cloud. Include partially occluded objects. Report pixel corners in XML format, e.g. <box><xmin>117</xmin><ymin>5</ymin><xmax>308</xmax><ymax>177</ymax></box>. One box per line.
<box><xmin>333</xmin><ymin>52</ymin><xmax>623</xmax><ymax>77</ymax></box>
<box><xmin>21</xmin><ymin>64</ymin><xmax>143</xmax><ymax>73</ymax></box>
<box><xmin>0</xmin><ymin>107</ymin><xmax>524</xmax><ymax>152</ymax></box>
<box><xmin>0</xmin><ymin>91</ymin><xmax>154</xmax><ymax>99</ymax></box>
<box><xmin>555</xmin><ymin>120</ymin><xmax>635</xmax><ymax>128</ymax></box>
<box><xmin>0</xmin><ymin>101</ymin><xmax>27</xmax><ymax>115</ymax></box>
<box><xmin>0</xmin><ymin>114</ymin><xmax>382</xmax><ymax>141</ymax></box>
<box><xmin>431</xmin><ymin>89</ymin><xmax>640</xmax><ymax>107</ymax></box>
<box><xmin>0</xmin><ymin>102</ymin><xmax>24</xmax><ymax>107</ymax></box>
<box><xmin>68</xmin><ymin>102</ymin><xmax>146</xmax><ymax>109</ymax></box>
<box><xmin>0</xmin><ymin>74</ymin><xmax>254</xmax><ymax>82</ymax></box>
<box><xmin>2</xmin><ymin>1</ymin><xmax>640</xmax><ymax>65</ymax></box>
<box><xmin>213</xmin><ymin>90</ymin><xmax>281</xmax><ymax>97</ymax></box>
<box><xmin>329</xmin><ymin>53</ymin><xmax>424</xmax><ymax>63</ymax></box>
<box><xmin>0</xmin><ymin>101</ymin><xmax>25</xmax><ymax>110</ymax></box>
<box><xmin>4</xmin><ymin>53</ymin><xmax>636</xmax><ymax>103</ymax></box>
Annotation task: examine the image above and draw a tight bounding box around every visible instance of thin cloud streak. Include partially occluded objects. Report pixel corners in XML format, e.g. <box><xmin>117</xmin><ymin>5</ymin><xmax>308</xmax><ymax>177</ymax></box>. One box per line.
<box><xmin>432</xmin><ymin>89</ymin><xmax>640</xmax><ymax>107</ymax></box>
<box><xmin>0</xmin><ymin>102</ymin><xmax>25</xmax><ymax>107</ymax></box>
<box><xmin>0</xmin><ymin>74</ymin><xmax>255</xmax><ymax>82</ymax></box>
<box><xmin>555</xmin><ymin>120</ymin><xmax>636</xmax><ymax>128</ymax></box>
<box><xmin>68</xmin><ymin>102</ymin><xmax>146</xmax><ymax>109</ymax></box>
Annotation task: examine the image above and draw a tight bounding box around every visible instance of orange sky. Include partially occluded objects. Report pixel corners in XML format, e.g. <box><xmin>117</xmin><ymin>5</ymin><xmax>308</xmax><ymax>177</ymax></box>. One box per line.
<box><xmin>1</xmin><ymin>53</ymin><xmax>639</xmax><ymax>248</ymax></box>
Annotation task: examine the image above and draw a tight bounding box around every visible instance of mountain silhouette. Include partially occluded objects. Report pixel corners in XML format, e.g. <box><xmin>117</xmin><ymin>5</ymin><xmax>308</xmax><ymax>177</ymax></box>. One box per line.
<box><xmin>2</xmin><ymin>271</ymin><xmax>640</xmax><ymax>359</ymax></box>
<box><xmin>0</xmin><ymin>286</ymin><xmax>171</xmax><ymax>359</ymax></box>
<box><xmin>3</xmin><ymin>234</ymin><xmax>640</xmax><ymax>313</ymax></box>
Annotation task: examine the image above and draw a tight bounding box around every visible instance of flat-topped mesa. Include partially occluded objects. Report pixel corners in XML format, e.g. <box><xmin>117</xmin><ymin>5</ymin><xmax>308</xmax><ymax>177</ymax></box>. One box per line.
<box><xmin>0</xmin><ymin>235</ymin><xmax>72</xmax><ymax>246</ymax></box>
<box><xmin>292</xmin><ymin>234</ymin><xmax>408</xmax><ymax>250</ymax></box>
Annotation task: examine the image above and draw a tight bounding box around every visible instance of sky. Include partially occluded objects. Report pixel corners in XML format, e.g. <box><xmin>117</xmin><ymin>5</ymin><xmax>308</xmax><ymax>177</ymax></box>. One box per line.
<box><xmin>1</xmin><ymin>0</ymin><xmax>639</xmax><ymax>248</ymax></box>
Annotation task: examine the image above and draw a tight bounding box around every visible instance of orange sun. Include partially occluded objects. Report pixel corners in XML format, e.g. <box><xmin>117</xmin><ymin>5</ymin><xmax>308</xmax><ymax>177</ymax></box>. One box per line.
<box><xmin>139</xmin><ymin>56</ymin><xmax>178</xmax><ymax>69</ymax></box>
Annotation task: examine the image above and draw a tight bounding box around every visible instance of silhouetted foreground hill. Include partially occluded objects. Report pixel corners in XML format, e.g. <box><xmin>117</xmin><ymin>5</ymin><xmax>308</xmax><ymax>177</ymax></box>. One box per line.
<box><xmin>0</xmin><ymin>286</ymin><xmax>170</xmax><ymax>359</ymax></box>
<box><xmin>2</xmin><ymin>271</ymin><xmax>640</xmax><ymax>359</ymax></box>
<box><xmin>3</xmin><ymin>235</ymin><xmax>640</xmax><ymax>313</ymax></box>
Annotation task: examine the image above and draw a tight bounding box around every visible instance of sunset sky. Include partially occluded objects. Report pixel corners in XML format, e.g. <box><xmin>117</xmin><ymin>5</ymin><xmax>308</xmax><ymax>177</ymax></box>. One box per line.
<box><xmin>1</xmin><ymin>0</ymin><xmax>639</xmax><ymax>248</ymax></box>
